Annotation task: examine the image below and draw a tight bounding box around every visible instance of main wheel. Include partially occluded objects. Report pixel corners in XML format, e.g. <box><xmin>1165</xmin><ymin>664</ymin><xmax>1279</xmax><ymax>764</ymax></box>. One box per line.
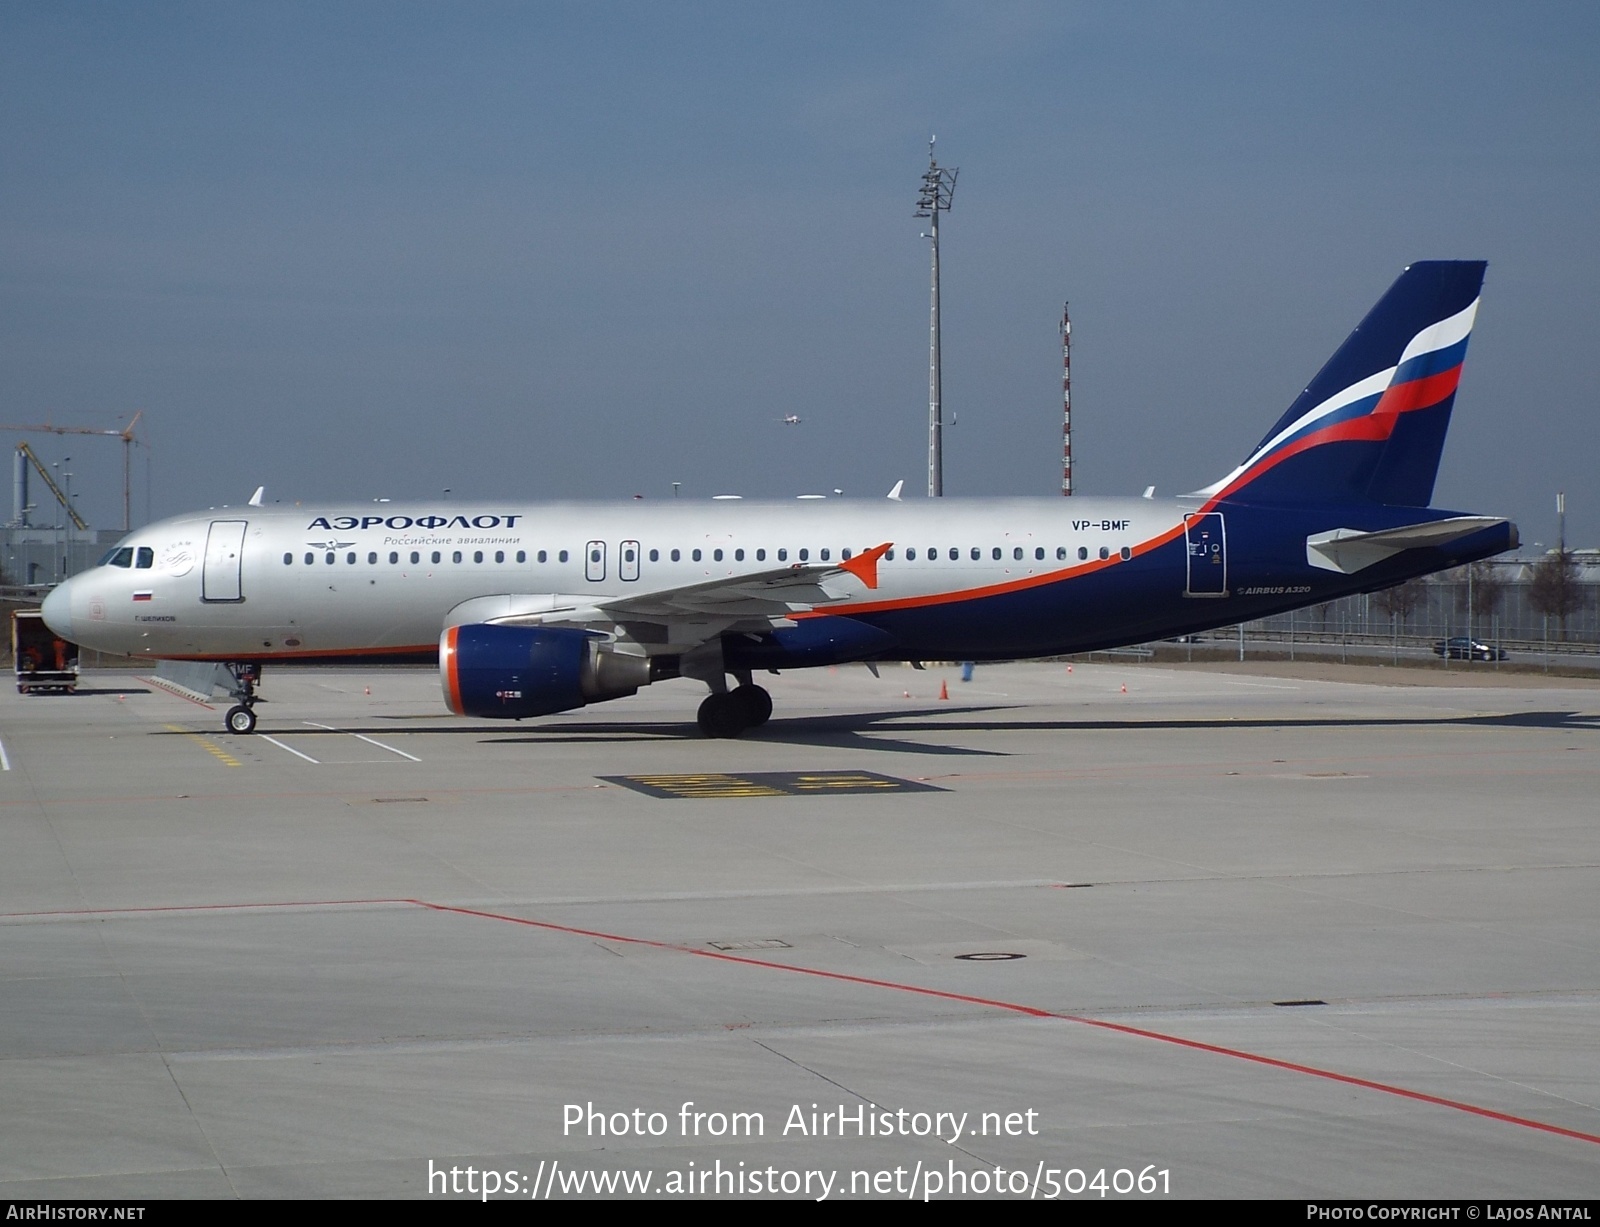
<box><xmin>731</xmin><ymin>684</ymin><xmax>772</xmax><ymax>728</ymax></box>
<box><xmin>224</xmin><ymin>704</ymin><xmax>258</xmax><ymax>735</ymax></box>
<box><xmin>697</xmin><ymin>692</ymin><xmax>748</xmax><ymax>739</ymax></box>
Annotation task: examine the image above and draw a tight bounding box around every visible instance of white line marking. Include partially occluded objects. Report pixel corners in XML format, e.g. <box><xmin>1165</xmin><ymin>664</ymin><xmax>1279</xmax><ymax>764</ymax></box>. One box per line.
<box><xmin>0</xmin><ymin>738</ymin><xmax>10</xmax><ymax>771</ymax></box>
<box><xmin>303</xmin><ymin>721</ymin><xmax>420</xmax><ymax>762</ymax></box>
<box><xmin>1216</xmin><ymin>679</ymin><xmax>1301</xmax><ymax>690</ymax></box>
<box><xmin>259</xmin><ymin>735</ymin><xmax>319</xmax><ymax>764</ymax></box>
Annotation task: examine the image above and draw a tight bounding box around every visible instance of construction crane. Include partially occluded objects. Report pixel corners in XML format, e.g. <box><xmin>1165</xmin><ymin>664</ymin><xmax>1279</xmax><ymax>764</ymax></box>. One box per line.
<box><xmin>15</xmin><ymin>441</ymin><xmax>88</xmax><ymax>531</ymax></box>
<box><xmin>0</xmin><ymin>412</ymin><xmax>142</xmax><ymax>530</ymax></box>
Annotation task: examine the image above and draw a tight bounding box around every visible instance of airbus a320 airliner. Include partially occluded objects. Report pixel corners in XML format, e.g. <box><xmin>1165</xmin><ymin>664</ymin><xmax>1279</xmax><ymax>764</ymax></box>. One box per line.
<box><xmin>43</xmin><ymin>262</ymin><xmax>1515</xmax><ymax>738</ymax></box>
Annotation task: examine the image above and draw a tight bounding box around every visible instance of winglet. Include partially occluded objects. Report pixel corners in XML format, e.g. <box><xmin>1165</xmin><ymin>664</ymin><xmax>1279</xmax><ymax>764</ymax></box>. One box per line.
<box><xmin>248</xmin><ymin>486</ymin><xmax>265</xmax><ymax>507</ymax></box>
<box><xmin>839</xmin><ymin>541</ymin><xmax>892</xmax><ymax>590</ymax></box>
<box><xmin>886</xmin><ymin>480</ymin><xmax>904</xmax><ymax>501</ymax></box>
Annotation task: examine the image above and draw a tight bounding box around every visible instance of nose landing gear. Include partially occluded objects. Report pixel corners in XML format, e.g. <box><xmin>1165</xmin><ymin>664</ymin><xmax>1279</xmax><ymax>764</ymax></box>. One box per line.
<box><xmin>224</xmin><ymin>704</ymin><xmax>258</xmax><ymax>734</ymax></box>
<box><xmin>220</xmin><ymin>662</ymin><xmax>262</xmax><ymax>735</ymax></box>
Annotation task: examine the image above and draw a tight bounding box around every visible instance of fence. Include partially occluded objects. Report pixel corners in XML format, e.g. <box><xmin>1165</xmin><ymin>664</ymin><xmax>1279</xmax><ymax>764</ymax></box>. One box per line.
<box><xmin>1221</xmin><ymin>556</ymin><xmax>1600</xmax><ymax>659</ymax></box>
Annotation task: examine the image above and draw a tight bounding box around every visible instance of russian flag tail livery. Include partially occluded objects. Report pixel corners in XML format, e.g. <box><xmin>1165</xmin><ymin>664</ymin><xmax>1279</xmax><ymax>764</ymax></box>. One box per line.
<box><xmin>1199</xmin><ymin>261</ymin><xmax>1486</xmax><ymax>509</ymax></box>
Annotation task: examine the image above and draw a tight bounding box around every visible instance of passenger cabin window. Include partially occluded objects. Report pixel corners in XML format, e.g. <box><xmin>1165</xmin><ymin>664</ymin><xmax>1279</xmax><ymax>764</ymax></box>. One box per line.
<box><xmin>692</xmin><ymin>548</ymin><xmax>702</xmax><ymax>562</ymax></box>
<box><xmin>649</xmin><ymin>548</ymin><xmax>659</xmax><ymax>562</ymax></box>
<box><xmin>1120</xmin><ymin>546</ymin><xmax>1132</xmax><ymax>561</ymax></box>
<box><xmin>516</xmin><ymin>551</ymin><xmax>526</xmax><ymax>563</ymax></box>
<box><xmin>756</xmin><ymin>548</ymin><xmax>766</xmax><ymax>561</ymax></box>
<box><xmin>905</xmin><ymin>548</ymin><xmax>915</xmax><ymax>560</ymax></box>
<box><xmin>283</xmin><ymin>553</ymin><xmax>293</xmax><ymax>566</ymax></box>
<box><xmin>1013</xmin><ymin>547</ymin><xmax>1023</xmax><ymax>561</ymax></box>
<box><xmin>670</xmin><ymin>549</ymin><xmax>680</xmax><ymax>562</ymax></box>
<box><xmin>537</xmin><ymin>550</ymin><xmax>548</xmax><ymax>563</ymax></box>
<box><xmin>1035</xmin><ymin>547</ymin><xmax>1045</xmax><ymax>560</ymax></box>
<box><xmin>474</xmin><ymin>551</ymin><xmax>484</xmax><ymax>563</ymax></box>
<box><xmin>431</xmin><ymin>551</ymin><xmax>442</xmax><ymax>564</ymax></box>
<box><xmin>991</xmin><ymin>547</ymin><xmax>1001</xmax><ymax>561</ymax></box>
<box><xmin>368</xmin><ymin>552</ymin><xmax>377</xmax><ymax>564</ymax></box>
<box><xmin>713</xmin><ymin>548</ymin><xmax>723</xmax><ymax>562</ymax></box>
<box><xmin>390</xmin><ymin>552</ymin><xmax>399</xmax><ymax>564</ymax></box>
<box><xmin>305</xmin><ymin>553</ymin><xmax>315</xmax><ymax>565</ymax></box>
<box><xmin>559</xmin><ymin>550</ymin><xmax>569</xmax><ymax>563</ymax></box>
<box><xmin>347</xmin><ymin>552</ymin><xmax>356</xmax><ymax>564</ymax></box>
<box><xmin>326</xmin><ymin>552</ymin><xmax>335</xmax><ymax>565</ymax></box>
<box><xmin>410</xmin><ymin>551</ymin><xmax>420</xmax><ymax>564</ymax></box>
<box><xmin>452</xmin><ymin>551</ymin><xmax>463</xmax><ymax>564</ymax></box>
<box><xmin>734</xmin><ymin>548</ymin><xmax>744</xmax><ymax>561</ymax></box>
<box><xmin>1078</xmin><ymin>547</ymin><xmax>1089</xmax><ymax>561</ymax></box>
<box><xmin>841</xmin><ymin>548</ymin><xmax>852</xmax><ymax>560</ymax></box>
<box><xmin>820</xmin><ymin>548</ymin><xmax>830</xmax><ymax>561</ymax></box>
<box><xmin>948</xmin><ymin>548</ymin><xmax>959</xmax><ymax>561</ymax></box>
<box><xmin>799</xmin><ymin>548</ymin><xmax>809</xmax><ymax>561</ymax></box>
<box><xmin>777</xmin><ymin>548</ymin><xmax>787</xmax><ymax>561</ymax></box>
<box><xmin>1057</xmin><ymin>547</ymin><xmax>1067</xmax><ymax>560</ymax></box>
<box><xmin>1098</xmin><ymin>546</ymin><xmax>1109</xmax><ymax>560</ymax></box>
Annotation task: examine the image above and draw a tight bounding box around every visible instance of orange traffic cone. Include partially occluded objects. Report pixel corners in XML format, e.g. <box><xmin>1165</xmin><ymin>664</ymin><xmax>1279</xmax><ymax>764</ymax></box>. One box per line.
<box><xmin>1066</xmin><ymin>664</ymin><xmax>1073</xmax><ymax>673</ymax></box>
<box><xmin>939</xmin><ymin>679</ymin><xmax>949</xmax><ymax>700</ymax></box>
<box><xmin>1120</xmin><ymin>683</ymin><xmax>1127</xmax><ymax>694</ymax></box>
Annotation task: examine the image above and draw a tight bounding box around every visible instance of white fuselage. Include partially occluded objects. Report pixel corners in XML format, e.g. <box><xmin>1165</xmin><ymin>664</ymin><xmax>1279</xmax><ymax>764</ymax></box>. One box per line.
<box><xmin>49</xmin><ymin>496</ymin><xmax>1183</xmax><ymax>661</ymax></box>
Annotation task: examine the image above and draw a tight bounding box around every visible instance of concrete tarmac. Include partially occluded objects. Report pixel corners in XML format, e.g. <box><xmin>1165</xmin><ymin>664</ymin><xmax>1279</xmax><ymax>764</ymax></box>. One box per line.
<box><xmin>1</xmin><ymin>660</ymin><xmax>1597</xmax><ymax>1200</ymax></box>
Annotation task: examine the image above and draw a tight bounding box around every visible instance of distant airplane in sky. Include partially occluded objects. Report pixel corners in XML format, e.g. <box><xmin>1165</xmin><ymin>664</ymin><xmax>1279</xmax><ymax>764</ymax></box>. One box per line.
<box><xmin>779</xmin><ymin>414</ymin><xmax>801</xmax><ymax>425</ymax></box>
<box><xmin>44</xmin><ymin>262</ymin><xmax>1513</xmax><ymax>737</ymax></box>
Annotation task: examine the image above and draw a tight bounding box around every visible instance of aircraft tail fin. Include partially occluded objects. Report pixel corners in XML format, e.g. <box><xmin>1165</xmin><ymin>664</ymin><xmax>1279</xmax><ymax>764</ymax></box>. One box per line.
<box><xmin>1197</xmin><ymin>261</ymin><xmax>1486</xmax><ymax>508</ymax></box>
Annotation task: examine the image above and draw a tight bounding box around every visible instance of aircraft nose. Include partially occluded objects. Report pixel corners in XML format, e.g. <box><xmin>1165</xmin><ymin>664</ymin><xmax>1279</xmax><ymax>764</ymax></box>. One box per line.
<box><xmin>41</xmin><ymin>580</ymin><xmax>74</xmax><ymax>640</ymax></box>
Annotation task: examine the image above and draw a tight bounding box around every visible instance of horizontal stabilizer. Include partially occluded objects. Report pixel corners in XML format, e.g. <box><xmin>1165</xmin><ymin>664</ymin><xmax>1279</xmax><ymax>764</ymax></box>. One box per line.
<box><xmin>1305</xmin><ymin>516</ymin><xmax>1507</xmax><ymax>574</ymax></box>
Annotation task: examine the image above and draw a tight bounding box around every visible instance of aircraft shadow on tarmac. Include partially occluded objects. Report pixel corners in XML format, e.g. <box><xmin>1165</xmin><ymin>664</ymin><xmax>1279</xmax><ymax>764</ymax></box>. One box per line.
<box><xmin>296</xmin><ymin>705</ymin><xmax>1600</xmax><ymax>755</ymax></box>
<box><xmin>148</xmin><ymin>707</ymin><xmax>1598</xmax><ymax>758</ymax></box>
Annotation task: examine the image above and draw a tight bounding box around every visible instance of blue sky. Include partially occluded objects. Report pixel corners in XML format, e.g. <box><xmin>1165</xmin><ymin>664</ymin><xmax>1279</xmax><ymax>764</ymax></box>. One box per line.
<box><xmin>2</xmin><ymin>2</ymin><xmax>1596</xmax><ymax>546</ymax></box>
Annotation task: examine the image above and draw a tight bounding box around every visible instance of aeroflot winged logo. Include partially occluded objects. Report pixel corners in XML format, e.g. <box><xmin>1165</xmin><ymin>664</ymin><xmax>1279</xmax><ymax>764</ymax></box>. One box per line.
<box><xmin>307</xmin><ymin>514</ymin><xmax>524</xmax><ymax>531</ymax></box>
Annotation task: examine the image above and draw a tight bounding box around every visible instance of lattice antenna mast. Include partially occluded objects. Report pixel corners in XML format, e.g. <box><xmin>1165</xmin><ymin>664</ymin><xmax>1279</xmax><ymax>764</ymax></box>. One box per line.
<box><xmin>1060</xmin><ymin>303</ymin><xmax>1073</xmax><ymax>496</ymax></box>
<box><xmin>916</xmin><ymin>138</ymin><xmax>957</xmax><ymax>497</ymax></box>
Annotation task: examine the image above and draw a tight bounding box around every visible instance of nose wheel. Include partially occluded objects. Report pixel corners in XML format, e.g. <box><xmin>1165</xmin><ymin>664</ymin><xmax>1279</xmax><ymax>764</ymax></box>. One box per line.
<box><xmin>220</xmin><ymin>662</ymin><xmax>263</xmax><ymax>734</ymax></box>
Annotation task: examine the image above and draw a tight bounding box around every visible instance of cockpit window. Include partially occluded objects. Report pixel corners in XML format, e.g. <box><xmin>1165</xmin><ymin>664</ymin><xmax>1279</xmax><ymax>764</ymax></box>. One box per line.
<box><xmin>135</xmin><ymin>547</ymin><xmax>154</xmax><ymax>569</ymax></box>
<box><xmin>97</xmin><ymin>547</ymin><xmax>120</xmax><ymax>567</ymax></box>
<box><xmin>107</xmin><ymin>547</ymin><xmax>134</xmax><ymax>568</ymax></box>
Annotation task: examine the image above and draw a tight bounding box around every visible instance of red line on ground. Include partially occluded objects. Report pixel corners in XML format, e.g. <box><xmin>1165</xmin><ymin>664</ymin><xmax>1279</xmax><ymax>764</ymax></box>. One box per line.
<box><xmin>22</xmin><ymin>892</ymin><xmax>1598</xmax><ymax>1147</ymax></box>
<box><xmin>417</xmin><ymin>900</ymin><xmax>1600</xmax><ymax>1149</ymax></box>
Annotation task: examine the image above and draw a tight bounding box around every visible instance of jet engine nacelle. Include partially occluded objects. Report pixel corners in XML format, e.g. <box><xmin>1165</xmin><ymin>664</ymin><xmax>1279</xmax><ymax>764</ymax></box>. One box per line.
<box><xmin>440</xmin><ymin>624</ymin><xmax>652</xmax><ymax>719</ymax></box>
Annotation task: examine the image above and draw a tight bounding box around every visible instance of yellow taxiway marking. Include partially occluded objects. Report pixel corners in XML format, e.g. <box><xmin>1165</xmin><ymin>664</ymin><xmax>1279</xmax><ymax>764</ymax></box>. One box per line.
<box><xmin>604</xmin><ymin>770</ymin><xmax>945</xmax><ymax>799</ymax></box>
<box><xmin>165</xmin><ymin>723</ymin><xmax>242</xmax><ymax>768</ymax></box>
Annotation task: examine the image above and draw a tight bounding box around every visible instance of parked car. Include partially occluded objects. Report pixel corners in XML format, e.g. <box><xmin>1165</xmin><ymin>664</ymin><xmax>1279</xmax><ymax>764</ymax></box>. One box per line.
<box><xmin>1432</xmin><ymin>636</ymin><xmax>1508</xmax><ymax>661</ymax></box>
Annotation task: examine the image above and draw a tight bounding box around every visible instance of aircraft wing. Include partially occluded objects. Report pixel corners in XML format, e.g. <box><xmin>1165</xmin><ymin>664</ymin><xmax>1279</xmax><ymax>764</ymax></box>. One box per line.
<box><xmin>600</xmin><ymin>566</ymin><xmax>847</xmax><ymax>619</ymax></box>
<box><xmin>446</xmin><ymin>543</ymin><xmax>893</xmax><ymax>640</ymax></box>
<box><xmin>599</xmin><ymin>543</ymin><xmax>892</xmax><ymax>621</ymax></box>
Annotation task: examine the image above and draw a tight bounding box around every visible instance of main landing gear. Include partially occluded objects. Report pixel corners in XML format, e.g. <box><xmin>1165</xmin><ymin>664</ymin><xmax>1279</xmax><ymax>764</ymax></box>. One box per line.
<box><xmin>221</xmin><ymin>662</ymin><xmax>262</xmax><ymax>735</ymax></box>
<box><xmin>697</xmin><ymin>683</ymin><xmax>772</xmax><ymax>739</ymax></box>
